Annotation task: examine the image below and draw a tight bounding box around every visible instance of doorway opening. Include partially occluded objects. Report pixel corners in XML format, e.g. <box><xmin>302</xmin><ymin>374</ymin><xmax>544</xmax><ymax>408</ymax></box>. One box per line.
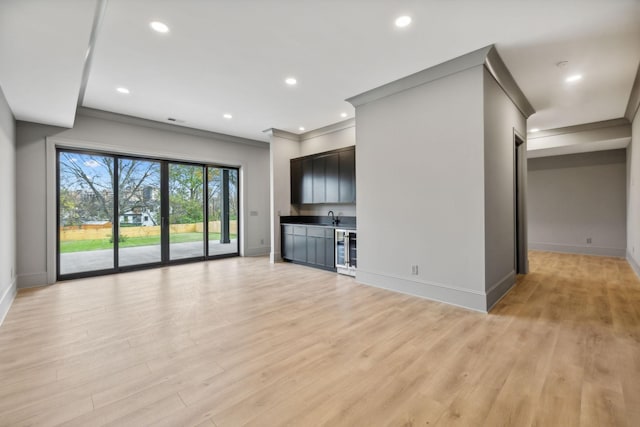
<box><xmin>514</xmin><ymin>132</ymin><xmax>528</xmax><ymax>274</ymax></box>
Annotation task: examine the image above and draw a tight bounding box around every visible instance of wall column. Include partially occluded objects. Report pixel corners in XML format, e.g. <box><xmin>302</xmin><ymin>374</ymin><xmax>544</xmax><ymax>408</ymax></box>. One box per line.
<box><xmin>265</xmin><ymin>129</ymin><xmax>300</xmax><ymax>263</ymax></box>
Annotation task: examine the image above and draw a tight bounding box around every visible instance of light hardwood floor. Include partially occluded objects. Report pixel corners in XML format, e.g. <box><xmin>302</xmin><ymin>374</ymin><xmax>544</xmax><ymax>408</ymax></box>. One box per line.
<box><xmin>1</xmin><ymin>251</ymin><xmax>639</xmax><ymax>426</ymax></box>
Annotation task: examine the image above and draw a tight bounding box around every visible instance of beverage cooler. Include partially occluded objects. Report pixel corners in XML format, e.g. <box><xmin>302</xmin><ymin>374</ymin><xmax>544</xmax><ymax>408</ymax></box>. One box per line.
<box><xmin>335</xmin><ymin>229</ymin><xmax>357</xmax><ymax>276</ymax></box>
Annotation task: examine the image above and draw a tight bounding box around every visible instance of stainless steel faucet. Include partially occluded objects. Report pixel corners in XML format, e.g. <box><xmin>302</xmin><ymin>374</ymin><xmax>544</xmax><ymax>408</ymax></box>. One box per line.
<box><xmin>328</xmin><ymin>210</ymin><xmax>335</xmax><ymax>225</ymax></box>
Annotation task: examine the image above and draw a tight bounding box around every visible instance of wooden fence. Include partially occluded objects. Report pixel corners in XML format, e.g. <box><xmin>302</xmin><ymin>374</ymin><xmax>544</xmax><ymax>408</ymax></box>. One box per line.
<box><xmin>60</xmin><ymin>221</ymin><xmax>237</xmax><ymax>241</ymax></box>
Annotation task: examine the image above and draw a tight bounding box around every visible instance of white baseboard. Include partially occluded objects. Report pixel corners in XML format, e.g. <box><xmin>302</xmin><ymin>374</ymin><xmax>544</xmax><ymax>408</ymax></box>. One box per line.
<box><xmin>529</xmin><ymin>242</ymin><xmax>626</xmax><ymax>258</ymax></box>
<box><xmin>627</xmin><ymin>251</ymin><xmax>640</xmax><ymax>279</ymax></box>
<box><xmin>17</xmin><ymin>272</ymin><xmax>49</xmax><ymax>289</ymax></box>
<box><xmin>356</xmin><ymin>269</ymin><xmax>487</xmax><ymax>313</ymax></box>
<box><xmin>486</xmin><ymin>270</ymin><xmax>516</xmax><ymax>311</ymax></box>
<box><xmin>244</xmin><ymin>246</ymin><xmax>270</xmax><ymax>257</ymax></box>
<box><xmin>270</xmin><ymin>251</ymin><xmax>281</xmax><ymax>263</ymax></box>
<box><xmin>0</xmin><ymin>280</ymin><xmax>17</xmax><ymax>327</ymax></box>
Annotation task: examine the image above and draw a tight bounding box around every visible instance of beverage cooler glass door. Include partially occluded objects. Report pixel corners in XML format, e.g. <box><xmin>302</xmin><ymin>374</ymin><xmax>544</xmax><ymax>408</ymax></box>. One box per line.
<box><xmin>335</xmin><ymin>229</ymin><xmax>347</xmax><ymax>268</ymax></box>
<box><xmin>348</xmin><ymin>232</ymin><xmax>357</xmax><ymax>268</ymax></box>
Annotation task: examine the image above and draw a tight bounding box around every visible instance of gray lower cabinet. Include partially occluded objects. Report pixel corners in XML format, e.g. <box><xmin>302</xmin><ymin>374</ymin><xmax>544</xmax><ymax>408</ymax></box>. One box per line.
<box><xmin>282</xmin><ymin>225</ymin><xmax>335</xmax><ymax>271</ymax></box>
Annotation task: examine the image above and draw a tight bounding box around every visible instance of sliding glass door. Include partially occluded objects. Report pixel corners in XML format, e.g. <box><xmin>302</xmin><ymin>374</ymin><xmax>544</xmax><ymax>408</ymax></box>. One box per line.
<box><xmin>169</xmin><ymin>163</ymin><xmax>205</xmax><ymax>261</ymax></box>
<box><xmin>57</xmin><ymin>149</ymin><xmax>239</xmax><ymax>280</ymax></box>
<box><xmin>58</xmin><ymin>152</ymin><xmax>115</xmax><ymax>275</ymax></box>
<box><xmin>208</xmin><ymin>167</ymin><xmax>239</xmax><ymax>257</ymax></box>
<box><xmin>118</xmin><ymin>158</ymin><xmax>162</xmax><ymax>267</ymax></box>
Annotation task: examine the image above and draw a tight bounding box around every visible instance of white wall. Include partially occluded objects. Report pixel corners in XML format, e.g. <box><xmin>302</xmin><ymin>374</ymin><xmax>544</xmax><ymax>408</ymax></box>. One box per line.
<box><xmin>269</xmin><ymin>132</ymin><xmax>300</xmax><ymax>262</ymax></box>
<box><xmin>355</xmin><ymin>66</ymin><xmax>488</xmax><ymax>311</ymax></box>
<box><xmin>15</xmin><ymin>122</ymin><xmax>56</xmax><ymax>287</ymax></box>
<box><xmin>299</xmin><ymin>125</ymin><xmax>355</xmax><ymax>157</ymax></box>
<box><xmin>0</xmin><ymin>85</ymin><xmax>16</xmax><ymax>325</ymax></box>
<box><xmin>16</xmin><ymin>110</ymin><xmax>270</xmax><ymax>288</ymax></box>
<box><xmin>483</xmin><ymin>68</ymin><xmax>526</xmax><ymax>307</ymax></box>
<box><xmin>529</xmin><ymin>150</ymin><xmax>627</xmax><ymax>258</ymax></box>
<box><xmin>628</xmin><ymin>108</ymin><xmax>640</xmax><ymax>275</ymax></box>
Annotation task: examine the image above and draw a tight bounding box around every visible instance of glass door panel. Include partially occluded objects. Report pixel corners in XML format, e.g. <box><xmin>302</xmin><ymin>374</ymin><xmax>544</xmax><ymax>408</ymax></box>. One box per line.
<box><xmin>207</xmin><ymin>167</ymin><xmax>239</xmax><ymax>257</ymax></box>
<box><xmin>117</xmin><ymin>158</ymin><xmax>162</xmax><ymax>267</ymax></box>
<box><xmin>169</xmin><ymin>163</ymin><xmax>205</xmax><ymax>260</ymax></box>
<box><xmin>58</xmin><ymin>151</ymin><xmax>115</xmax><ymax>276</ymax></box>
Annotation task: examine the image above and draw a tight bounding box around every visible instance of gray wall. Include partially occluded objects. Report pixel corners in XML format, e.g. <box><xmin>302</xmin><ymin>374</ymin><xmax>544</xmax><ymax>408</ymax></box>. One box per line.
<box><xmin>355</xmin><ymin>65</ymin><xmax>488</xmax><ymax>311</ymax></box>
<box><xmin>628</xmin><ymin>108</ymin><xmax>640</xmax><ymax>273</ymax></box>
<box><xmin>483</xmin><ymin>68</ymin><xmax>526</xmax><ymax>307</ymax></box>
<box><xmin>269</xmin><ymin>132</ymin><xmax>300</xmax><ymax>262</ymax></box>
<box><xmin>528</xmin><ymin>149</ymin><xmax>627</xmax><ymax>257</ymax></box>
<box><xmin>16</xmin><ymin>111</ymin><xmax>271</xmax><ymax>288</ymax></box>
<box><xmin>0</xmin><ymin>85</ymin><xmax>16</xmax><ymax>325</ymax></box>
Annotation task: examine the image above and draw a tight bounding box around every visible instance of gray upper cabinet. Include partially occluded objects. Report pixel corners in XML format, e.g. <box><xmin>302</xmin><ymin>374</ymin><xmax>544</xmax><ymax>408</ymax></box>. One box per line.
<box><xmin>312</xmin><ymin>156</ymin><xmax>326</xmax><ymax>203</ymax></box>
<box><xmin>325</xmin><ymin>153</ymin><xmax>340</xmax><ymax>203</ymax></box>
<box><xmin>339</xmin><ymin>148</ymin><xmax>355</xmax><ymax>203</ymax></box>
<box><xmin>290</xmin><ymin>160</ymin><xmax>302</xmax><ymax>204</ymax></box>
<box><xmin>290</xmin><ymin>146</ymin><xmax>355</xmax><ymax>205</ymax></box>
<box><xmin>301</xmin><ymin>158</ymin><xmax>313</xmax><ymax>204</ymax></box>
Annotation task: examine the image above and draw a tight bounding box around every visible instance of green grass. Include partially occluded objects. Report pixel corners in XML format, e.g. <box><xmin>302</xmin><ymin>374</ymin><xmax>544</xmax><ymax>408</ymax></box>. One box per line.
<box><xmin>60</xmin><ymin>232</ymin><xmax>237</xmax><ymax>253</ymax></box>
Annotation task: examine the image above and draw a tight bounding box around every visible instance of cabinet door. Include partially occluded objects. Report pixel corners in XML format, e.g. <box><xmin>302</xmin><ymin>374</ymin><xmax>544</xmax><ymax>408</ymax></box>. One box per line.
<box><xmin>339</xmin><ymin>148</ymin><xmax>356</xmax><ymax>203</ymax></box>
<box><xmin>293</xmin><ymin>235</ymin><xmax>307</xmax><ymax>262</ymax></box>
<box><xmin>301</xmin><ymin>158</ymin><xmax>313</xmax><ymax>204</ymax></box>
<box><xmin>312</xmin><ymin>156</ymin><xmax>326</xmax><ymax>203</ymax></box>
<box><xmin>325</xmin><ymin>229</ymin><xmax>335</xmax><ymax>268</ymax></box>
<box><xmin>290</xmin><ymin>159</ymin><xmax>302</xmax><ymax>204</ymax></box>
<box><xmin>281</xmin><ymin>226</ymin><xmax>293</xmax><ymax>260</ymax></box>
<box><xmin>282</xmin><ymin>233</ymin><xmax>293</xmax><ymax>260</ymax></box>
<box><xmin>306</xmin><ymin>236</ymin><xmax>317</xmax><ymax>265</ymax></box>
<box><xmin>325</xmin><ymin>153</ymin><xmax>340</xmax><ymax>203</ymax></box>
<box><xmin>315</xmin><ymin>236</ymin><xmax>326</xmax><ymax>266</ymax></box>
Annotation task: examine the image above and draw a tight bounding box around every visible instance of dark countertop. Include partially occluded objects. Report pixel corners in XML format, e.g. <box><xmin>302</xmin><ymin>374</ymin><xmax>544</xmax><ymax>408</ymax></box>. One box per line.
<box><xmin>280</xmin><ymin>215</ymin><xmax>356</xmax><ymax>230</ymax></box>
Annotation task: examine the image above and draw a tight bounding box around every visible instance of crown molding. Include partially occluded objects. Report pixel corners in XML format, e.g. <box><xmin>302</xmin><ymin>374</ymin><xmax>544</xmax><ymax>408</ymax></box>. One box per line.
<box><xmin>77</xmin><ymin>107</ymin><xmax>268</xmax><ymax>148</ymax></box>
<box><xmin>484</xmin><ymin>46</ymin><xmax>535</xmax><ymax>118</ymax></box>
<box><xmin>625</xmin><ymin>62</ymin><xmax>640</xmax><ymax>121</ymax></box>
<box><xmin>527</xmin><ymin>118</ymin><xmax>630</xmax><ymax>139</ymax></box>
<box><xmin>346</xmin><ymin>45</ymin><xmax>534</xmax><ymax>118</ymax></box>
<box><xmin>346</xmin><ymin>45</ymin><xmax>491</xmax><ymax>108</ymax></box>
<box><xmin>300</xmin><ymin>118</ymin><xmax>355</xmax><ymax>141</ymax></box>
<box><xmin>263</xmin><ymin>128</ymin><xmax>300</xmax><ymax>142</ymax></box>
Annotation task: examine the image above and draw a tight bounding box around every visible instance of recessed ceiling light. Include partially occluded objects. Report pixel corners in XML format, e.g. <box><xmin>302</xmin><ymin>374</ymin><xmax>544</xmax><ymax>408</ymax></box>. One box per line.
<box><xmin>116</xmin><ymin>87</ymin><xmax>130</xmax><ymax>94</ymax></box>
<box><xmin>395</xmin><ymin>16</ymin><xmax>412</xmax><ymax>28</ymax></box>
<box><xmin>285</xmin><ymin>77</ymin><xmax>297</xmax><ymax>85</ymax></box>
<box><xmin>566</xmin><ymin>74</ymin><xmax>582</xmax><ymax>83</ymax></box>
<box><xmin>223</xmin><ymin>113</ymin><xmax>233</xmax><ymax>119</ymax></box>
<box><xmin>299</xmin><ymin>126</ymin><xmax>305</xmax><ymax>131</ymax></box>
<box><xmin>530</xmin><ymin>128</ymin><xmax>540</xmax><ymax>133</ymax></box>
<box><xmin>150</xmin><ymin>21</ymin><xmax>169</xmax><ymax>33</ymax></box>
<box><xmin>340</xmin><ymin>112</ymin><xmax>348</xmax><ymax>118</ymax></box>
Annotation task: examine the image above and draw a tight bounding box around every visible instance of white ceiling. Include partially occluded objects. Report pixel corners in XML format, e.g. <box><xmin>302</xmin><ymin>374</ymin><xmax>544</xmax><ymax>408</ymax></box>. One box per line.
<box><xmin>1</xmin><ymin>0</ymin><xmax>639</xmax><ymax>142</ymax></box>
<box><xmin>0</xmin><ymin>0</ymin><xmax>96</xmax><ymax>127</ymax></box>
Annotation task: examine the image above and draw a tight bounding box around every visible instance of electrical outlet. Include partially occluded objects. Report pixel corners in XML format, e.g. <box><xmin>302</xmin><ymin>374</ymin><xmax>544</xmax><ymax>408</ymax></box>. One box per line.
<box><xmin>411</xmin><ymin>265</ymin><xmax>419</xmax><ymax>275</ymax></box>
<box><xmin>586</xmin><ymin>237</ymin><xmax>592</xmax><ymax>244</ymax></box>
<box><xmin>10</xmin><ymin>267</ymin><xmax>14</xmax><ymax>278</ymax></box>
<box><xmin>260</xmin><ymin>239</ymin><xmax>264</xmax><ymax>245</ymax></box>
